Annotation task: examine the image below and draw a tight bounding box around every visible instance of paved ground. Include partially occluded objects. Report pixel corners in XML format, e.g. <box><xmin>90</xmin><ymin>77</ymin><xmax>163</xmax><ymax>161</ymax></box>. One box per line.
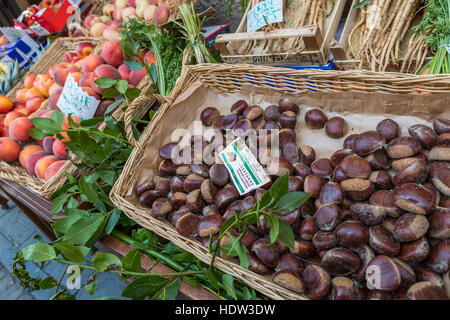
<box><xmin>0</xmin><ymin>200</ymin><xmax>127</xmax><ymax>300</ymax></box>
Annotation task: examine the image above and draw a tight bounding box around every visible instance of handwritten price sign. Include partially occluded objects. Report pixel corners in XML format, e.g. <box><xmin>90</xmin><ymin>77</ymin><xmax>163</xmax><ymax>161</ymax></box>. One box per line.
<box><xmin>247</xmin><ymin>0</ymin><xmax>283</xmax><ymax>33</ymax></box>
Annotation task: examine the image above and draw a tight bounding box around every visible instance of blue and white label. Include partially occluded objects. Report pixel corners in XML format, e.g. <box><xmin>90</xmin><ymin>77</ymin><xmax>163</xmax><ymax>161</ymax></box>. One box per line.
<box><xmin>247</xmin><ymin>0</ymin><xmax>283</xmax><ymax>33</ymax></box>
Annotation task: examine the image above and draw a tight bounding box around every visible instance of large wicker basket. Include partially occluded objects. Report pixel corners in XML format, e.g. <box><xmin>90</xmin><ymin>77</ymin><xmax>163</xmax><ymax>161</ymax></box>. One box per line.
<box><xmin>0</xmin><ymin>37</ymin><xmax>156</xmax><ymax>198</ymax></box>
<box><xmin>110</xmin><ymin>64</ymin><xmax>450</xmax><ymax>300</ymax></box>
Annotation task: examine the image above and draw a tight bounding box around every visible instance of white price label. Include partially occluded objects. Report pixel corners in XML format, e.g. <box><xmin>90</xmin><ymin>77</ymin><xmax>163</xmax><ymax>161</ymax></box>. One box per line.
<box><xmin>247</xmin><ymin>0</ymin><xmax>283</xmax><ymax>33</ymax></box>
<box><xmin>57</xmin><ymin>74</ymin><xmax>100</xmax><ymax>120</ymax></box>
<box><xmin>219</xmin><ymin>137</ymin><xmax>270</xmax><ymax>195</ymax></box>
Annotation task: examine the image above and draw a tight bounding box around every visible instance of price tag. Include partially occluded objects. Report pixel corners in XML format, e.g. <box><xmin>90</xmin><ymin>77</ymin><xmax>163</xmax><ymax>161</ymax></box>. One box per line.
<box><xmin>29</xmin><ymin>24</ymin><xmax>50</xmax><ymax>36</ymax></box>
<box><xmin>247</xmin><ymin>0</ymin><xmax>283</xmax><ymax>33</ymax></box>
<box><xmin>57</xmin><ymin>74</ymin><xmax>100</xmax><ymax>120</ymax></box>
<box><xmin>219</xmin><ymin>137</ymin><xmax>270</xmax><ymax>195</ymax></box>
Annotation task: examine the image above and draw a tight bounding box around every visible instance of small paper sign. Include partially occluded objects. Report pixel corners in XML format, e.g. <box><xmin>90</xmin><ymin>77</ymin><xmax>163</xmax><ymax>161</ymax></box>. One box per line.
<box><xmin>247</xmin><ymin>0</ymin><xmax>283</xmax><ymax>33</ymax></box>
<box><xmin>219</xmin><ymin>137</ymin><xmax>270</xmax><ymax>196</ymax></box>
<box><xmin>57</xmin><ymin>74</ymin><xmax>100</xmax><ymax>120</ymax></box>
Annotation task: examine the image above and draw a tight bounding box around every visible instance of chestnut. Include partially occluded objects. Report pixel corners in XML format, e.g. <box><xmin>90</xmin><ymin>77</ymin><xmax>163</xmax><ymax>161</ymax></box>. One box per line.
<box><xmin>138</xmin><ymin>190</ymin><xmax>160</xmax><ymax>207</ymax></box>
<box><xmin>277</xmin><ymin>128</ymin><xmax>297</xmax><ymax>147</ymax></box>
<box><xmin>272</xmin><ymin>270</ymin><xmax>304</xmax><ymax>293</ymax></box>
<box><xmin>202</xmin><ymin>206</ymin><xmax>220</xmax><ymax>217</ymax></box>
<box><xmin>136</xmin><ymin>179</ymin><xmax>156</xmax><ymax>197</ymax></box>
<box><xmin>231</xmin><ymin>100</ymin><xmax>248</xmax><ymax>115</ymax></box>
<box><xmin>352</xmin><ymin>245</ymin><xmax>375</xmax><ymax>282</ymax></box>
<box><xmin>392</xmin><ymin>159</ymin><xmax>428</xmax><ymax>186</ymax></box>
<box><xmin>414</xmin><ymin>265</ymin><xmax>446</xmax><ymax>288</ymax></box>
<box><xmin>369</xmin><ymin>190</ymin><xmax>403</xmax><ymax>217</ymax></box>
<box><xmin>365</xmin><ymin>255</ymin><xmax>401</xmax><ymax>291</ymax></box>
<box><xmin>409</xmin><ymin>124</ymin><xmax>437</xmax><ymax>149</ymax></box>
<box><xmin>321</xmin><ymin>247</ymin><xmax>360</xmax><ymax>276</ymax></box>
<box><xmin>279</xmin><ymin>98</ymin><xmax>299</xmax><ymax>114</ymax></box>
<box><xmin>315</xmin><ymin>204</ymin><xmax>342</xmax><ymax>231</ymax></box>
<box><xmin>221</xmin><ymin>114</ymin><xmax>239</xmax><ymax>130</ymax></box>
<box><xmin>155</xmin><ymin>179</ymin><xmax>170</xmax><ymax>197</ymax></box>
<box><xmin>433</xmin><ymin>119</ymin><xmax>450</xmax><ymax>135</ymax></box>
<box><xmin>332</xmin><ymin>166</ymin><xmax>348</xmax><ymax>184</ymax></box>
<box><xmin>325</xmin><ymin>117</ymin><xmax>348</xmax><ymax>139</ymax></box>
<box><xmin>200</xmin><ymin>107</ymin><xmax>220</xmax><ymax>126</ymax></box>
<box><xmin>381</xmin><ymin>216</ymin><xmax>397</xmax><ymax>233</ymax></box>
<box><xmin>426</xmin><ymin>240</ymin><xmax>449</xmax><ymax>273</ymax></box>
<box><xmin>290</xmin><ymin>239</ymin><xmax>315</xmax><ymax>258</ymax></box>
<box><xmin>393</xmin><ymin>183</ymin><xmax>436</xmax><ymax>215</ymax></box>
<box><xmin>175</xmin><ymin>212</ymin><xmax>200</xmax><ymax>237</ymax></box>
<box><xmin>365</xmin><ymin>148</ymin><xmax>390</xmax><ymax>170</ymax></box>
<box><xmin>159</xmin><ymin>159</ymin><xmax>177</xmax><ymax>175</ymax></box>
<box><xmin>369</xmin><ymin>171</ymin><xmax>393</xmax><ymax>189</ymax></box>
<box><xmin>264</xmin><ymin>105</ymin><xmax>280</xmax><ymax>121</ymax></box>
<box><xmin>186</xmin><ymin>189</ymin><xmax>204</xmax><ymax>213</ymax></box>
<box><xmin>252</xmin><ymin>238</ymin><xmax>280</xmax><ymax>267</ymax></box>
<box><xmin>340</xmin><ymin>178</ymin><xmax>374</xmax><ymax>201</ymax></box>
<box><xmin>330</xmin><ymin>277</ymin><xmax>360</xmax><ymax>300</ymax></box>
<box><xmin>200</xmin><ymin>179</ymin><xmax>218</xmax><ymax>204</ymax></box>
<box><xmin>309</xmin><ymin>158</ymin><xmax>332</xmax><ymax>179</ymax></box>
<box><xmin>215</xmin><ymin>187</ymin><xmax>239</xmax><ymax>210</ymax></box>
<box><xmin>275</xmin><ymin>253</ymin><xmax>305</xmax><ymax>276</ymax></box>
<box><xmin>251</xmin><ymin>116</ymin><xmax>265</xmax><ymax>130</ymax></box>
<box><xmin>392</xmin><ymin>157</ymin><xmax>422</xmax><ymax>171</ymax></box>
<box><xmin>232</xmin><ymin>119</ymin><xmax>252</xmax><ymax>137</ymax></box>
<box><xmin>318</xmin><ymin>182</ymin><xmax>343</xmax><ymax>205</ymax></box>
<box><xmin>288</xmin><ymin>176</ymin><xmax>303</xmax><ymax>192</ymax></box>
<box><xmin>429</xmin><ymin>207</ymin><xmax>450</xmax><ymax>239</ymax></box>
<box><xmin>393</xmin><ymin>213</ymin><xmax>429</xmax><ymax>242</ymax></box>
<box><xmin>343</xmin><ymin>134</ymin><xmax>359</xmax><ymax>150</ymax></box>
<box><xmin>350</xmin><ymin>203</ymin><xmax>386</xmax><ymax>226</ymax></box>
<box><xmin>334</xmin><ymin>220</ymin><xmax>369</xmax><ymax>250</ymax></box>
<box><xmin>368</xmin><ymin>225</ymin><xmax>400</xmax><ymax>256</ymax></box>
<box><xmin>151</xmin><ymin>198</ymin><xmax>173</xmax><ymax>217</ymax></box>
<box><xmin>340</xmin><ymin>155</ymin><xmax>372</xmax><ymax>179</ymax></box>
<box><xmin>159</xmin><ymin>142</ymin><xmax>179</xmax><ymax>160</ymax></box>
<box><xmin>169</xmin><ymin>176</ymin><xmax>184</xmax><ymax>193</ymax></box>
<box><xmin>376</xmin><ymin>119</ymin><xmax>400</xmax><ymax>143</ymax></box>
<box><xmin>392</xmin><ymin>257</ymin><xmax>416</xmax><ymax>289</ymax></box>
<box><xmin>209</xmin><ymin>164</ymin><xmax>229</xmax><ymax>187</ymax></box>
<box><xmin>281</xmin><ymin>142</ymin><xmax>298</xmax><ymax>164</ymax></box>
<box><xmin>212</xmin><ymin>115</ymin><xmax>225</xmax><ymax>131</ymax></box>
<box><xmin>428</xmin><ymin>145</ymin><xmax>450</xmax><ymax>161</ymax></box>
<box><xmin>190</xmin><ymin>164</ymin><xmax>210</xmax><ymax>179</ymax></box>
<box><xmin>305</xmin><ymin>109</ymin><xmax>328</xmax><ymax>129</ymax></box>
<box><xmin>279</xmin><ymin>209</ymin><xmax>300</xmax><ymax>226</ymax></box>
<box><xmin>299</xmin><ymin>216</ymin><xmax>318</xmax><ymax>241</ymax></box>
<box><xmin>183</xmin><ymin>173</ymin><xmax>205</xmax><ymax>193</ymax></box>
<box><xmin>243</xmin><ymin>105</ymin><xmax>263</xmax><ymax>121</ymax></box>
<box><xmin>197</xmin><ymin>215</ymin><xmax>224</xmax><ymax>237</ymax></box>
<box><xmin>169</xmin><ymin>192</ymin><xmax>187</xmax><ymax>209</ymax></box>
<box><xmin>437</xmin><ymin>133</ymin><xmax>450</xmax><ymax>145</ymax></box>
<box><xmin>279</xmin><ymin>111</ymin><xmax>297</xmax><ymax>129</ymax></box>
<box><xmin>352</xmin><ymin>131</ymin><xmax>385</xmax><ymax>156</ymax></box>
<box><xmin>312</xmin><ymin>230</ymin><xmax>337</xmax><ymax>249</ymax></box>
<box><xmin>303</xmin><ymin>264</ymin><xmax>331</xmax><ymax>299</ymax></box>
<box><xmin>330</xmin><ymin>149</ymin><xmax>354</xmax><ymax>167</ymax></box>
<box><xmin>398</xmin><ymin>237</ymin><xmax>430</xmax><ymax>263</ymax></box>
<box><xmin>247</xmin><ymin>252</ymin><xmax>272</xmax><ymax>275</ymax></box>
<box><xmin>304</xmin><ymin>174</ymin><xmax>325</xmax><ymax>198</ymax></box>
<box><xmin>298</xmin><ymin>145</ymin><xmax>316</xmax><ymax>166</ymax></box>
<box><xmin>407</xmin><ymin>281</ymin><xmax>448</xmax><ymax>300</ymax></box>
<box><xmin>170</xmin><ymin>206</ymin><xmax>190</xmax><ymax>225</ymax></box>
<box><xmin>266</xmin><ymin>158</ymin><xmax>294</xmax><ymax>176</ymax></box>
<box><xmin>429</xmin><ymin>161</ymin><xmax>450</xmax><ymax>196</ymax></box>
<box><xmin>387</xmin><ymin>137</ymin><xmax>422</xmax><ymax>159</ymax></box>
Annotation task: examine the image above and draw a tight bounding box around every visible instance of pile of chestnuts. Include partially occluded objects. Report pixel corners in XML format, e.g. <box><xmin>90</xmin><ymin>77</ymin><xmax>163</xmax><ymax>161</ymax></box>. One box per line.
<box><xmin>135</xmin><ymin>98</ymin><xmax>450</xmax><ymax>300</ymax></box>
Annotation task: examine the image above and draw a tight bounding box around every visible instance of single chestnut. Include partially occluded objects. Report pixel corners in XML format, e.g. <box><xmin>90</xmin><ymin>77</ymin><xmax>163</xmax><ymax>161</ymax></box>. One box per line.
<box><xmin>169</xmin><ymin>192</ymin><xmax>187</xmax><ymax>209</ymax></box>
<box><xmin>426</xmin><ymin>240</ymin><xmax>449</xmax><ymax>273</ymax></box>
<box><xmin>429</xmin><ymin>161</ymin><xmax>450</xmax><ymax>196</ymax></box>
<box><xmin>393</xmin><ymin>213</ymin><xmax>429</xmax><ymax>242</ymax></box>
<box><xmin>325</xmin><ymin>117</ymin><xmax>348</xmax><ymax>139</ymax></box>
<box><xmin>251</xmin><ymin>116</ymin><xmax>265</xmax><ymax>130</ymax></box>
<box><xmin>330</xmin><ymin>277</ymin><xmax>361</xmax><ymax>300</ymax></box>
<box><xmin>407</xmin><ymin>281</ymin><xmax>448</xmax><ymax>300</ymax></box>
<box><xmin>183</xmin><ymin>173</ymin><xmax>205</xmax><ymax>193</ymax></box>
<box><xmin>272</xmin><ymin>270</ymin><xmax>304</xmax><ymax>293</ymax></box>
<box><xmin>392</xmin><ymin>159</ymin><xmax>428</xmax><ymax>186</ymax></box>
<box><xmin>340</xmin><ymin>178</ymin><xmax>374</xmax><ymax>201</ymax></box>
<box><xmin>392</xmin><ymin>257</ymin><xmax>416</xmax><ymax>289</ymax></box>
<box><xmin>159</xmin><ymin>142</ymin><xmax>179</xmax><ymax>160</ymax></box>
<box><xmin>159</xmin><ymin>159</ymin><xmax>177</xmax><ymax>175</ymax></box>
<box><xmin>365</xmin><ymin>148</ymin><xmax>390</xmax><ymax>170</ymax></box>
<box><xmin>299</xmin><ymin>216</ymin><xmax>318</xmax><ymax>241</ymax></box>
<box><xmin>318</xmin><ymin>182</ymin><xmax>343</xmax><ymax>205</ymax></box>
<box><xmin>243</xmin><ymin>105</ymin><xmax>263</xmax><ymax>121</ymax></box>
<box><xmin>264</xmin><ymin>105</ymin><xmax>280</xmax><ymax>121</ymax></box>
<box><xmin>330</xmin><ymin>149</ymin><xmax>354</xmax><ymax>167</ymax></box>
<box><xmin>312</xmin><ymin>230</ymin><xmax>337</xmax><ymax>249</ymax></box>
<box><xmin>138</xmin><ymin>190</ymin><xmax>160</xmax><ymax>207</ymax></box>
<box><xmin>314</xmin><ymin>204</ymin><xmax>342</xmax><ymax>231</ymax></box>
<box><xmin>288</xmin><ymin>176</ymin><xmax>303</xmax><ymax>192</ymax></box>
<box><xmin>200</xmin><ymin>107</ymin><xmax>220</xmax><ymax>126</ymax></box>
<box><xmin>303</xmin><ymin>264</ymin><xmax>331</xmax><ymax>299</ymax></box>
<box><xmin>186</xmin><ymin>189</ymin><xmax>204</xmax><ymax>213</ymax></box>
<box><xmin>393</xmin><ymin>183</ymin><xmax>435</xmax><ymax>215</ymax></box>
<box><xmin>321</xmin><ymin>247</ymin><xmax>360</xmax><ymax>276</ymax></box>
<box><xmin>221</xmin><ymin>114</ymin><xmax>239</xmax><ymax>130</ymax></box>
<box><xmin>232</xmin><ymin>119</ymin><xmax>252</xmax><ymax>137</ymax></box>
<box><xmin>279</xmin><ymin>98</ymin><xmax>300</xmax><ymax>114</ymax></box>
<box><xmin>275</xmin><ymin>253</ymin><xmax>305</xmax><ymax>276</ymax></box>
<box><xmin>136</xmin><ymin>179</ymin><xmax>156</xmax><ymax>197</ymax></box>
<box><xmin>352</xmin><ymin>131</ymin><xmax>385</xmax><ymax>156</ymax></box>
<box><xmin>202</xmin><ymin>206</ymin><xmax>220</xmax><ymax>217</ymax></box>
<box><xmin>304</xmin><ymin>174</ymin><xmax>325</xmax><ymax>198</ymax></box>
<box><xmin>343</xmin><ymin>134</ymin><xmax>359</xmax><ymax>149</ymax></box>
<box><xmin>340</xmin><ymin>155</ymin><xmax>372</xmax><ymax>179</ymax></box>
<box><xmin>369</xmin><ymin>171</ymin><xmax>393</xmax><ymax>189</ymax></box>
<box><xmin>277</xmin><ymin>128</ymin><xmax>297</xmax><ymax>147</ymax></box>
<box><xmin>398</xmin><ymin>237</ymin><xmax>430</xmax><ymax>263</ymax></box>
<box><xmin>433</xmin><ymin>119</ymin><xmax>450</xmax><ymax>135</ymax></box>
<box><xmin>175</xmin><ymin>212</ymin><xmax>200</xmax><ymax>237</ymax></box>
<box><xmin>279</xmin><ymin>111</ymin><xmax>297</xmax><ymax>129</ymax></box>
<box><xmin>151</xmin><ymin>198</ymin><xmax>173</xmax><ymax>217</ymax></box>
<box><xmin>332</xmin><ymin>166</ymin><xmax>348</xmax><ymax>184</ymax></box>
<box><xmin>197</xmin><ymin>215</ymin><xmax>224</xmax><ymax>237</ymax></box>
<box><xmin>376</xmin><ymin>119</ymin><xmax>400</xmax><ymax>143</ymax></box>
<box><xmin>305</xmin><ymin>108</ymin><xmax>327</xmax><ymax>129</ymax></box>
<box><xmin>368</xmin><ymin>224</ymin><xmax>401</xmax><ymax>256</ymax></box>
<box><xmin>231</xmin><ymin>100</ymin><xmax>248</xmax><ymax>115</ymax></box>
<box><xmin>209</xmin><ymin>164</ymin><xmax>229</xmax><ymax>186</ymax></box>
<box><xmin>298</xmin><ymin>145</ymin><xmax>316</xmax><ymax>166</ymax></box>
<box><xmin>409</xmin><ymin>124</ymin><xmax>437</xmax><ymax>149</ymax></box>
<box><xmin>281</xmin><ymin>142</ymin><xmax>299</xmax><ymax>164</ymax></box>
<box><xmin>215</xmin><ymin>187</ymin><xmax>239</xmax><ymax>210</ymax></box>
<box><xmin>334</xmin><ymin>220</ymin><xmax>369</xmax><ymax>250</ymax></box>
<box><xmin>252</xmin><ymin>238</ymin><xmax>280</xmax><ymax>267</ymax></box>
<box><xmin>387</xmin><ymin>137</ymin><xmax>422</xmax><ymax>159</ymax></box>
<box><xmin>290</xmin><ymin>239</ymin><xmax>315</xmax><ymax>258</ymax></box>
<box><xmin>365</xmin><ymin>255</ymin><xmax>401</xmax><ymax>291</ymax></box>
<box><xmin>428</xmin><ymin>145</ymin><xmax>450</xmax><ymax>161</ymax></box>
<box><xmin>429</xmin><ymin>207</ymin><xmax>450</xmax><ymax>239</ymax></box>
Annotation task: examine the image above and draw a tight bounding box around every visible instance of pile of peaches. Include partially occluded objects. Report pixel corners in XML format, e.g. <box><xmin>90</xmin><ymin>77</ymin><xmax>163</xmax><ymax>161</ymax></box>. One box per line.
<box><xmin>0</xmin><ymin>39</ymin><xmax>151</xmax><ymax>182</ymax></box>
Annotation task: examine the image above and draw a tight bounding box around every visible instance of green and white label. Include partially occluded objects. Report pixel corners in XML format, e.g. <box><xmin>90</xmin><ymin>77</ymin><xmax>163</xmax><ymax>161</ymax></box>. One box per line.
<box><xmin>219</xmin><ymin>137</ymin><xmax>270</xmax><ymax>195</ymax></box>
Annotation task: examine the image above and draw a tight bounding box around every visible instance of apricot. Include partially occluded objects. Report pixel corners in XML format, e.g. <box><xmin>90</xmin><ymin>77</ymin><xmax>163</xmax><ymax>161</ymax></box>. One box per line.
<box><xmin>0</xmin><ymin>95</ymin><xmax>14</xmax><ymax>114</ymax></box>
<box><xmin>15</xmin><ymin>88</ymin><xmax>28</xmax><ymax>104</ymax></box>
<box><xmin>34</xmin><ymin>155</ymin><xmax>59</xmax><ymax>179</ymax></box>
<box><xmin>9</xmin><ymin>117</ymin><xmax>34</xmax><ymax>142</ymax></box>
<box><xmin>118</xmin><ymin>64</ymin><xmax>130</xmax><ymax>81</ymax></box>
<box><xmin>36</xmin><ymin>79</ymin><xmax>54</xmax><ymax>97</ymax></box>
<box><xmin>52</xmin><ymin>139</ymin><xmax>68</xmax><ymax>159</ymax></box>
<box><xmin>4</xmin><ymin>111</ymin><xmax>25</xmax><ymax>127</ymax></box>
<box><xmin>78</xmin><ymin>73</ymin><xmax>92</xmax><ymax>87</ymax></box>
<box><xmin>90</xmin><ymin>64</ymin><xmax>121</xmax><ymax>94</ymax></box>
<box><xmin>129</xmin><ymin>68</ymin><xmax>146</xmax><ymax>86</ymax></box>
<box><xmin>24</xmin><ymin>74</ymin><xmax>37</xmax><ymax>89</ymax></box>
<box><xmin>26</xmin><ymin>96</ymin><xmax>45</xmax><ymax>113</ymax></box>
<box><xmin>48</xmin><ymin>88</ymin><xmax>63</xmax><ymax>110</ymax></box>
<box><xmin>19</xmin><ymin>145</ymin><xmax>43</xmax><ymax>167</ymax></box>
<box><xmin>0</xmin><ymin>137</ymin><xmax>21</xmax><ymax>162</ymax></box>
<box><xmin>42</xmin><ymin>136</ymin><xmax>55</xmax><ymax>154</ymax></box>
<box><xmin>25</xmin><ymin>88</ymin><xmax>43</xmax><ymax>101</ymax></box>
<box><xmin>44</xmin><ymin>160</ymin><xmax>66</xmax><ymax>181</ymax></box>
<box><xmin>80</xmin><ymin>55</ymin><xmax>104</xmax><ymax>74</ymax></box>
<box><xmin>101</xmin><ymin>40</ymin><xmax>124</xmax><ymax>67</ymax></box>
<box><xmin>35</xmin><ymin>73</ymin><xmax>51</xmax><ymax>84</ymax></box>
<box><xmin>14</xmin><ymin>108</ymin><xmax>28</xmax><ymax>116</ymax></box>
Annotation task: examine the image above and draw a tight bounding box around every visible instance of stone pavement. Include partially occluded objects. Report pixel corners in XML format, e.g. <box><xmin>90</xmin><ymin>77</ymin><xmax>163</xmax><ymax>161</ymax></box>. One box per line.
<box><xmin>0</xmin><ymin>200</ymin><xmax>127</xmax><ymax>300</ymax></box>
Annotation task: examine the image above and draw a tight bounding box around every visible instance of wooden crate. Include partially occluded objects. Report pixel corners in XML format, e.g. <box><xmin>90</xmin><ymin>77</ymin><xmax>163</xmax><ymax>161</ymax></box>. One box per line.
<box><xmin>215</xmin><ymin>0</ymin><xmax>347</xmax><ymax>67</ymax></box>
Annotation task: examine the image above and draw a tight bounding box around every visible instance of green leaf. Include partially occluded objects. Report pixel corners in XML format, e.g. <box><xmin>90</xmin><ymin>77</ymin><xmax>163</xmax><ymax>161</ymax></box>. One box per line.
<box><xmin>50</xmin><ymin>109</ymin><xmax>64</xmax><ymax>128</ymax></box>
<box><xmin>122</xmin><ymin>249</ymin><xmax>141</xmax><ymax>272</ymax></box>
<box><xmin>222</xmin><ymin>274</ymin><xmax>236</xmax><ymax>299</ymax></box>
<box><xmin>149</xmin><ymin>63</ymin><xmax>158</xmax><ymax>84</ymax></box>
<box><xmin>104</xmin><ymin>98</ymin><xmax>125</xmax><ymax>115</ymax></box>
<box><xmin>105</xmin><ymin>209</ymin><xmax>121</xmax><ymax>234</ymax></box>
<box><xmin>92</xmin><ymin>253</ymin><xmax>122</xmax><ymax>272</ymax></box>
<box><xmin>63</xmin><ymin>215</ymin><xmax>105</xmax><ymax>244</ymax></box>
<box><xmin>122</xmin><ymin>275</ymin><xmax>169</xmax><ymax>300</ymax></box>
<box><xmin>161</xmin><ymin>278</ymin><xmax>180</xmax><ymax>300</ymax></box>
<box><xmin>85</xmin><ymin>278</ymin><xmax>97</xmax><ymax>295</ymax></box>
<box><xmin>51</xmin><ymin>210</ymin><xmax>88</xmax><ymax>235</ymax></box>
<box><xmin>276</xmin><ymin>192</ymin><xmax>311</xmax><ymax>213</ymax></box>
<box><xmin>116</xmin><ymin>79</ymin><xmax>129</xmax><ymax>95</ymax></box>
<box><xmin>39</xmin><ymin>277</ymin><xmax>57</xmax><ymax>289</ymax></box>
<box><xmin>94</xmin><ymin>77</ymin><xmax>117</xmax><ymax>89</ymax></box>
<box><xmin>28</xmin><ymin>128</ymin><xmax>47</xmax><ymax>140</ymax></box>
<box><xmin>78</xmin><ymin>177</ymin><xmax>98</xmax><ymax>203</ymax></box>
<box><xmin>102</xmin><ymin>87</ymin><xmax>120</xmax><ymax>99</ymax></box>
<box><xmin>268</xmin><ymin>214</ymin><xmax>279</xmax><ymax>245</ymax></box>
<box><xmin>22</xmin><ymin>243</ymin><xmax>56</xmax><ymax>262</ymax></box>
<box><xmin>277</xmin><ymin>219</ymin><xmax>295</xmax><ymax>250</ymax></box>
<box><xmin>125</xmin><ymin>87</ymin><xmax>141</xmax><ymax>99</ymax></box>
<box><xmin>205</xmin><ymin>268</ymin><xmax>220</xmax><ymax>290</ymax></box>
<box><xmin>124</xmin><ymin>58</ymin><xmax>144</xmax><ymax>71</ymax></box>
<box><xmin>30</xmin><ymin>118</ymin><xmax>60</xmax><ymax>135</ymax></box>
<box><xmin>269</xmin><ymin>173</ymin><xmax>289</xmax><ymax>202</ymax></box>
<box><xmin>51</xmin><ymin>193</ymin><xmax>72</xmax><ymax>214</ymax></box>
<box><xmin>54</xmin><ymin>242</ymin><xmax>89</xmax><ymax>263</ymax></box>
<box><xmin>354</xmin><ymin>0</ymin><xmax>371</xmax><ymax>9</ymax></box>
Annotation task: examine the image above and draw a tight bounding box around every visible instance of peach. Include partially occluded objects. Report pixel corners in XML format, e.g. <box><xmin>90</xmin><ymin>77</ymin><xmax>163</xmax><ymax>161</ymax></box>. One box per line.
<box><xmin>122</xmin><ymin>7</ymin><xmax>136</xmax><ymax>20</ymax></box>
<box><xmin>84</xmin><ymin>14</ymin><xmax>100</xmax><ymax>29</ymax></box>
<box><xmin>153</xmin><ymin>4</ymin><xmax>170</xmax><ymax>25</ymax></box>
<box><xmin>48</xmin><ymin>88</ymin><xmax>63</xmax><ymax>110</ymax></box>
<box><xmin>76</xmin><ymin>42</ymin><xmax>95</xmax><ymax>57</ymax></box>
<box><xmin>78</xmin><ymin>73</ymin><xmax>92</xmax><ymax>87</ymax></box>
<box><xmin>90</xmin><ymin>64</ymin><xmax>121</xmax><ymax>94</ymax></box>
<box><xmin>26</xmin><ymin>96</ymin><xmax>45</xmax><ymax>113</ymax></box>
<box><xmin>144</xmin><ymin>51</ymin><xmax>156</xmax><ymax>65</ymax></box>
<box><xmin>35</xmin><ymin>155</ymin><xmax>59</xmax><ymax>179</ymax></box>
<box><xmin>43</xmin><ymin>136</ymin><xmax>55</xmax><ymax>154</ymax></box>
<box><xmin>25</xmin><ymin>151</ymin><xmax>46</xmax><ymax>175</ymax></box>
<box><xmin>81</xmin><ymin>87</ymin><xmax>101</xmax><ymax>100</ymax></box>
<box><xmin>0</xmin><ymin>127</ymin><xmax>9</xmax><ymax>137</ymax></box>
<box><xmin>113</xmin><ymin>7</ymin><xmax>123</xmax><ymax>20</ymax></box>
<box><xmin>91</xmin><ymin>22</ymin><xmax>108</xmax><ymax>37</ymax></box>
<box><xmin>129</xmin><ymin>68</ymin><xmax>146</xmax><ymax>86</ymax></box>
<box><xmin>118</xmin><ymin>64</ymin><xmax>131</xmax><ymax>81</ymax></box>
<box><xmin>44</xmin><ymin>160</ymin><xmax>66</xmax><ymax>181</ymax></box>
<box><xmin>80</xmin><ymin>55</ymin><xmax>104</xmax><ymax>74</ymax></box>
<box><xmin>19</xmin><ymin>145</ymin><xmax>43</xmax><ymax>167</ymax></box>
<box><xmin>95</xmin><ymin>99</ymin><xmax>114</xmax><ymax>117</ymax></box>
<box><xmin>103</xmin><ymin>26</ymin><xmax>121</xmax><ymax>40</ymax></box>
<box><xmin>9</xmin><ymin>117</ymin><xmax>34</xmax><ymax>142</ymax></box>
<box><xmin>0</xmin><ymin>137</ymin><xmax>21</xmax><ymax>162</ymax></box>
<box><xmin>14</xmin><ymin>107</ymin><xmax>28</xmax><ymax>117</ymax></box>
<box><xmin>0</xmin><ymin>95</ymin><xmax>14</xmax><ymax>114</ymax></box>
<box><xmin>52</xmin><ymin>139</ymin><xmax>68</xmax><ymax>159</ymax></box>
<box><xmin>25</xmin><ymin>88</ymin><xmax>43</xmax><ymax>100</ymax></box>
<box><xmin>62</xmin><ymin>52</ymin><xmax>78</xmax><ymax>63</ymax></box>
<box><xmin>126</xmin><ymin>0</ymin><xmax>136</xmax><ymax>7</ymax></box>
<box><xmin>143</xmin><ymin>5</ymin><xmax>156</xmax><ymax>21</ymax></box>
<box><xmin>101</xmin><ymin>40</ymin><xmax>124</xmax><ymax>67</ymax></box>
<box><xmin>15</xmin><ymin>88</ymin><xmax>28</xmax><ymax>104</ymax></box>
<box><xmin>4</xmin><ymin>111</ymin><xmax>25</xmax><ymax>127</ymax></box>
<box><xmin>49</xmin><ymin>83</ymin><xmax>61</xmax><ymax>96</ymax></box>
<box><xmin>34</xmin><ymin>73</ymin><xmax>51</xmax><ymax>84</ymax></box>
<box><xmin>36</xmin><ymin>79</ymin><xmax>54</xmax><ymax>97</ymax></box>
<box><xmin>53</xmin><ymin>68</ymin><xmax>70</xmax><ymax>87</ymax></box>
<box><xmin>24</xmin><ymin>74</ymin><xmax>36</xmax><ymax>89</ymax></box>
<box><xmin>70</xmin><ymin>72</ymin><xmax>83</xmax><ymax>84</ymax></box>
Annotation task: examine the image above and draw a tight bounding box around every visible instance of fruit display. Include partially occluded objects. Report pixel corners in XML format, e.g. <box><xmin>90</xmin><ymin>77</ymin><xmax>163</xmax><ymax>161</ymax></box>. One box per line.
<box><xmin>135</xmin><ymin>97</ymin><xmax>450</xmax><ymax>300</ymax></box>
